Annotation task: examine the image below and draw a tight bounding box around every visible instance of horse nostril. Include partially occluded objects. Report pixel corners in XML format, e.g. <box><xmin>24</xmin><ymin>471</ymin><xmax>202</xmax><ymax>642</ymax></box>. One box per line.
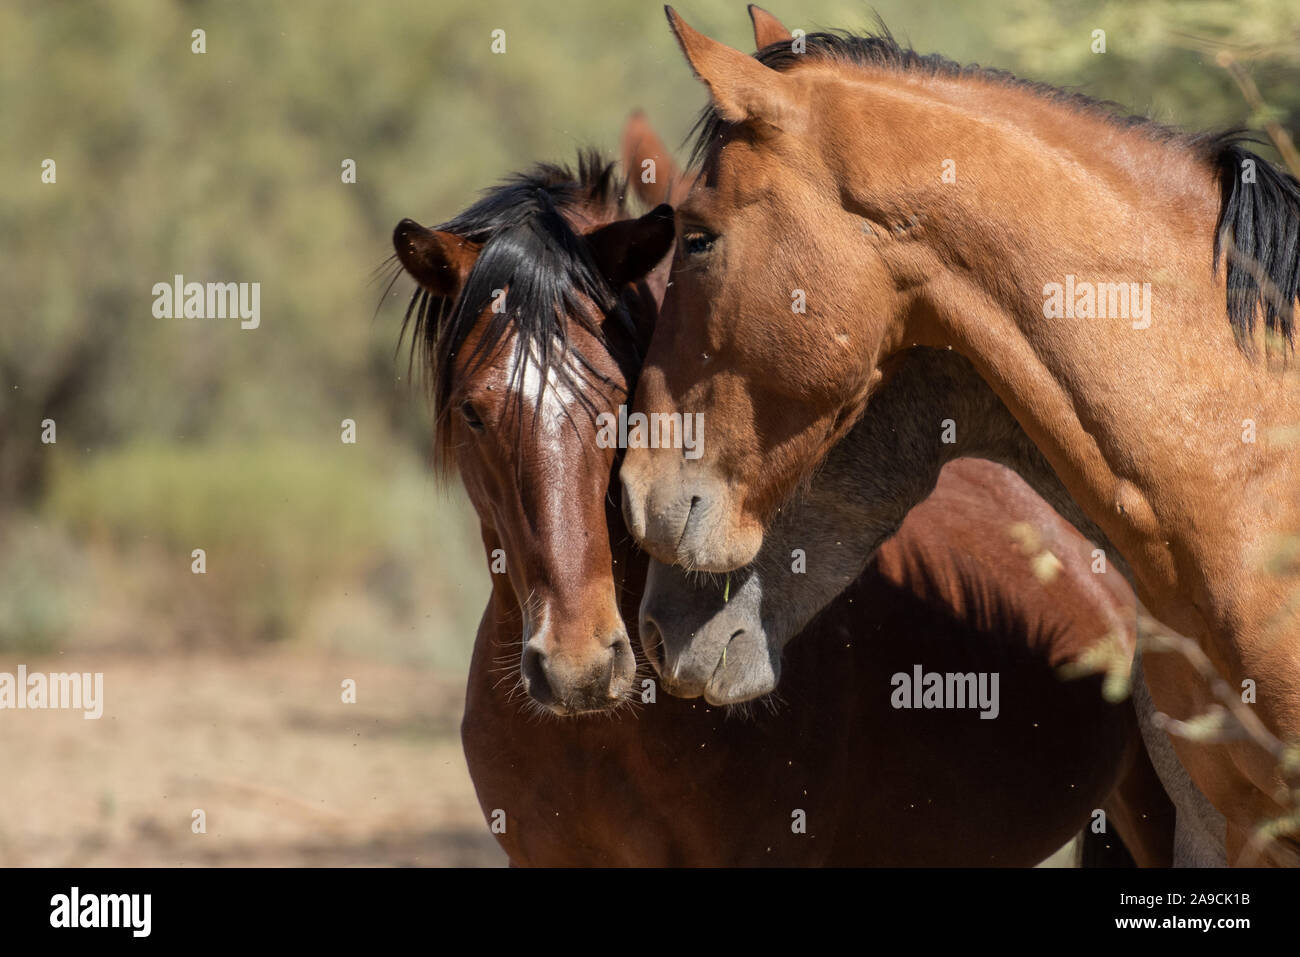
<box><xmin>609</xmin><ymin>634</ymin><xmax>634</xmax><ymax>682</ymax></box>
<box><xmin>639</xmin><ymin>618</ymin><xmax>667</xmax><ymax>674</ymax></box>
<box><xmin>521</xmin><ymin>645</ymin><xmax>555</xmax><ymax>705</ymax></box>
<box><xmin>722</xmin><ymin>629</ymin><xmax>745</xmax><ymax>668</ymax></box>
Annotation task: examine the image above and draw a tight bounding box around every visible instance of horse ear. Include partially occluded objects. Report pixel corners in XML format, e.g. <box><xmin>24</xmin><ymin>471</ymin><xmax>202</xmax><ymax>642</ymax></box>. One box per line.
<box><xmin>586</xmin><ymin>205</ymin><xmax>676</xmax><ymax>289</ymax></box>
<box><xmin>621</xmin><ymin>111</ymin><xmax>693</xmax><ymax>207</ymax></box>
<box><xmin>392</xmin><ymin>220</ymin><xmax>479</xmax><ymax>297</ymax></box>
<box><xmin>748</xmin><ymin>4</ymin><xmax>792</xmax><ymax>48</ymax></box>
<box><xmin>664</xmin><ymin>6</ymin><xmax>798</xmax><ymax>129</ymax></box>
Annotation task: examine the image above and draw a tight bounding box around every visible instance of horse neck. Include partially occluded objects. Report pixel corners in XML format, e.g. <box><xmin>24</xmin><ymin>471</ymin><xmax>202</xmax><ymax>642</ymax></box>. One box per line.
<box><xmin>823</xmin><ymin>70</ymin><xmax>1296</xmax><ymax>605</ymax></box>
<box><xmin>827</xmin><ymin>69</ymin><xmax>1225</xmax><ymax>309</ymax></box>
<box><xmin>812</xmin><ymin>348</ymin><xmax>1129</xmax><ymax>583</ymax></box>
<box><xmin>821</xmin><ymin>66</ymin><xmax>1249</xmax><ymax>373</ymax></box>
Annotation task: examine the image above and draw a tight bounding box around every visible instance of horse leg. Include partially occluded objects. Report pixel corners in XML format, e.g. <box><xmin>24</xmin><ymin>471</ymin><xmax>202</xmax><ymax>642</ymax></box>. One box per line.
<box><xmin>1132</xmin><ymin>650</ymin><xmax>1228</xmax><ymax>866</ymax></box>
<box><xmin>1098</xmin><ymin>730</ymin><xmax>1176</xmax><ymax>867</ymax></box>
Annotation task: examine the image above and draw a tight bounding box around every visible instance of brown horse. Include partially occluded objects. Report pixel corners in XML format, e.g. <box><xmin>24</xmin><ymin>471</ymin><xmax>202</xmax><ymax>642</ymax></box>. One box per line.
<box><xmin>389</xmin><ymin>147</ymin><xmax>1169</xmax><ymax>864</ymax></box>
<box><xmin>619</xmin><ymin>7</ymin><xmax>1300</xmax><ymax>865</ymax></box>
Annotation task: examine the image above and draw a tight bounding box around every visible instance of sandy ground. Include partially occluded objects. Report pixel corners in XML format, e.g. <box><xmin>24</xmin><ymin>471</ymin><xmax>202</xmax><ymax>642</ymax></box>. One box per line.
<box><xmin>0</xmin><ymin>650</ymin><xmax>506</xmax><ymax>867</ymax></box>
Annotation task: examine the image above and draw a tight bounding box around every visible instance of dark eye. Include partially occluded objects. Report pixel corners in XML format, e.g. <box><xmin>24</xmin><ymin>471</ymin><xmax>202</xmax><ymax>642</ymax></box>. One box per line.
<box><xmin>461</xmin><ymin>400</ymin><xmax>485</xmax><ymax>432</ymax></box>
<box><xmin>682</xmin><ymin>230</ymin><xmax>716</xmax><ymax>256</ymax></box>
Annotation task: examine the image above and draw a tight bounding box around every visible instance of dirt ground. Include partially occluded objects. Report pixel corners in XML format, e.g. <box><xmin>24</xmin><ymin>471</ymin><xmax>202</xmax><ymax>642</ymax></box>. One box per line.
<box><xmin>0</xmin><ymin>650</ymin><xmax>506</xmax><ymax>867</ymax></box>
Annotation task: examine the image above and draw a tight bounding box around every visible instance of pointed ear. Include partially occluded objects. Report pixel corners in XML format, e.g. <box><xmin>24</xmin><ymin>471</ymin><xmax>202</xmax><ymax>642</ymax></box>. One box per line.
<box><xmin>664</xmin><ymin>6</ymin><xmax>798</xmax><ymax>129</ymax></box>
<box><xmin>585</xmin><ymin>205</ymin><xmax>676</xmax><ymax>289</ymax></box>
<box><xmin>621</xmin><ymin>111</ymin><xmax>693</xmax><ymax>207</ymax></box>
<box><xmin>392</xmin><ymin>220</ymin><xmax>479</xmax><ymax>297</ymax></box>
<box><xmin>748</xmin><ymin>4</ymin><xmax>791</xmax><ymax>48</ymax></box>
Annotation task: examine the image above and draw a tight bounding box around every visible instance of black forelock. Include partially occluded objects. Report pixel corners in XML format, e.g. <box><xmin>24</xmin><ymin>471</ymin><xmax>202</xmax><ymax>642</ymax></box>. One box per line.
<box><xmin>395</xmin><ymin>150</ymin><xmax>635</xmax><ymax>472</ymax></box>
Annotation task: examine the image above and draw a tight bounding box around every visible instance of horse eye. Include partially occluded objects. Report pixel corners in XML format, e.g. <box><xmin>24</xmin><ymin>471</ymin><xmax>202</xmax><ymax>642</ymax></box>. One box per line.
<box><xmin>683</xmin><ymin>231</ymin><xmax>716</xmax><ymax>256</ymax></box>
<box><xmin>461</xmin><ymin>400</ymin><xmax>485</xmax><ymax>432</ymax></box>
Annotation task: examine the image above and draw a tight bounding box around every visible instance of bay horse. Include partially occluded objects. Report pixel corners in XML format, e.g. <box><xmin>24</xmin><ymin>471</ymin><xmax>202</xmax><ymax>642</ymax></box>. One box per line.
<box><xmin>619</xmin><ymin>7</ymin><xmax>1300</xmax><ymax>865</ymax></box>
<box><xmin>624</xmin><ymin>93</ymin><xmax>1180</xmax><ymax>864</ymax></box>
<box><xmin>388</xmin><ymin>147</ymin><xmax>1168</xmax><ymax>864</ymax></box>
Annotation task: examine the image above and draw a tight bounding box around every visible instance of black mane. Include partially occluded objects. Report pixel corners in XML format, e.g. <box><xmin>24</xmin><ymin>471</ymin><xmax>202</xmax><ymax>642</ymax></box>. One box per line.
<box><xmin>396</xmin><ymin>151</ymin><xmax>632</xmax><ymax>471</ymax></box>
<box><xmin>1214</xmin><ymin>142</ymin><xmax>1300</xmax><ymax>349</ymax></box>
<box><xmin>689</xmin><ymin>24</ymin><xmax>1300</xmax><ymax>350</ymax></box>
